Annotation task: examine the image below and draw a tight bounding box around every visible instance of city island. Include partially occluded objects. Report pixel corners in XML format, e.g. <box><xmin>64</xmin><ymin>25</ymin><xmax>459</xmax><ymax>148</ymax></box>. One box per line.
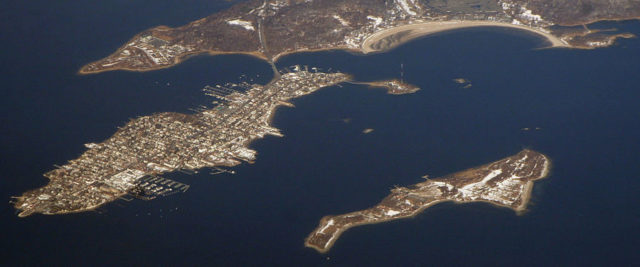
<box><xmin>305</xmin><ymin>149</ymin><xmax>550</xmax><ymax>253</ymax></box>
<box><xmin>12</xmin><ymin>66</ymin><xmax>421</xmax><ymax>217</ymax></box>
<box><xmin>13</xmin><ymin>68</ymin><xmax>352</xmax><ymax>217</ymax></box>
<box><xmin>78</xmin><ymin>0</ymin><xmax>639</xmax><ymax>74</ymax></box>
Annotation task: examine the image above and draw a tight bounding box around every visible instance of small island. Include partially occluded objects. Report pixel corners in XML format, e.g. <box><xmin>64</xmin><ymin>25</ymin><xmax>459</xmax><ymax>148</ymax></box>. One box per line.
<box><xmin>453</xmin><ymin>78</ymin><xmax>472</xmax><ymax>88</ymax></box>
<box><xmin>360</xmin><ymin>79</ymin><xmax>420</xmax><ymax>95</ymax></box>
<box><xmin>305</xmin><ymin>149</ymin><xmax>550</xmax><ymax>253</ymax></box>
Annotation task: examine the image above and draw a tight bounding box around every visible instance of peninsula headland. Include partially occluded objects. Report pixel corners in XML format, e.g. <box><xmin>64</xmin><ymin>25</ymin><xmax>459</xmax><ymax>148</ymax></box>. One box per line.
<box><xmin>79</xmin><ymin>0</ymin><xmax>640</xmax><ymax>74</ymax></box>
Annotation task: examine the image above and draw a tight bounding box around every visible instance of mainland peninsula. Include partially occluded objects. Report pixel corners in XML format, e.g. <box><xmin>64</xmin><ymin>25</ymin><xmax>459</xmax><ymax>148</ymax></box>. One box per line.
<box><xmin>79</xmin><ymin>0</ymin><xmax>640</xmax><ymax>74</ymax></box>
<box><xmin>305</xmin><ymin>149</ymin><xmax>550</xmax><ymax>253</ymax></box>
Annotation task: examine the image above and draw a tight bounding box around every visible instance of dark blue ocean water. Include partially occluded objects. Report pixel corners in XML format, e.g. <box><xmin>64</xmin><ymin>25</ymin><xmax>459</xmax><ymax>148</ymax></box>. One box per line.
<box><xmin>2</xmin><ymin>1</ymin><xmax>639</xmax><ymax>266</ymax></box>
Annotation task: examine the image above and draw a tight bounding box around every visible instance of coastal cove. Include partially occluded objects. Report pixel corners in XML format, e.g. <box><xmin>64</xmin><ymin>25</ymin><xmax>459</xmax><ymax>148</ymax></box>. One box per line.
<box><xmin>2</xmin><ymin>2</ymin><xmax>640</xmax><ymax>266</ymax></box>
<box><xmin>360</xmin><ymin>20</ymin><xmax>570</xmax><ymax>53</ymax></box>
<box><xmin>77</xmin><ymin>0</ymin><xmax>639</xmax><ymax>74</ymax></box>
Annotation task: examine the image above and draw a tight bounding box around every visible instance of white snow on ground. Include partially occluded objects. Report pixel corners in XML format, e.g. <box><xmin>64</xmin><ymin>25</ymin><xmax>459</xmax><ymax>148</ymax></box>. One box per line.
<box><xmin>396</xmin><ymin>0</ymin><xmax>417</xmax><ymax>16</ymax></box>
<box><xmin>459</xmin><ymin>169</ymin><xmax>503</xmax><ymax>198</ymax></box>
<box><xmin>385</xmin><ymin>210</ymin><xmax>401</xmax><ymax>216</ymax></box>
<box><xmin>318</xmin><ymin>219</ymin><xmax>334</xmax><ymax>233</ymax></box>
<box><xmin>455</xmin><ymin>166</ymin><xmax>528</xmax><ymax>206</ymax></box>
<box><xmin>227</xmin><ymin>19</ymin><xmax>255</xmax><ymax>31</ymax></box>
<box><xmin>515</xmin><ymin>155</ymin><xmax>528</xmax><ymax>170</ymax></box>
<box><xmin>367</xmin><ymin>16</ymin><xmax>383</xmax><ymax>27</ymax></box>
<box><xmin>519</xmin><ymin>7</ymin><xmax>542</xmax><ymax>22</ymax></box>
<box><xmin>501</xmin><ymin>1</ymin><xmax>545</xmax><ymax>25</ymax></box>
<box><xmin>587</xmin><ymin>40</ymin><xmax>611</xmax><ymax>47</ymax></box>
<box><xmin>480</xmin><ymin>169</ymin><xmax>503</xmax><ymax>184</ymax></box>
<box><xmin>332</xmin><ymin>15</ymin><xmax>350</xmax><ymax>26</ymax></box>
<box><xmin>344</xmin><ymin>31</ymin><xmax>369</xmax><ymax>48</ymax></box>
<box><xmin>101</xmin><ymin>62</ymin><xmax>118</xmax><ymax>67</ymax></box>
<box><xmin>497</xmin><ymin>177</ymin><xmax>522</xmax><ymax>189</ymax></box>
<box><xmin>432</xmin><ymin>181</ymin><xmax>454</xmax><ymax>191</ymax></box>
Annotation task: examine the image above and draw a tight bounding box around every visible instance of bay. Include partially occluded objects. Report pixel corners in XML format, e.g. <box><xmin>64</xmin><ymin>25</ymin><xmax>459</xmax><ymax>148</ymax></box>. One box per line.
<box><xmin>1</xmin><ymin>1</ymin><xmax>639</xmax><ymax>265</ymax></box>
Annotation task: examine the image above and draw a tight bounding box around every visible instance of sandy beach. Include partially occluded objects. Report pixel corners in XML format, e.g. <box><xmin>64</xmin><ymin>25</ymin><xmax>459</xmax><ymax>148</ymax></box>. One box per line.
<box><xmin>80</xmin><ymin>20</ymin><xmax>571</xmax><ymax>75</ymax></box>
<box><xmin>362</xmin><ymin>21</ymin><xmax>569</xmax><ymax>53</ymax></box>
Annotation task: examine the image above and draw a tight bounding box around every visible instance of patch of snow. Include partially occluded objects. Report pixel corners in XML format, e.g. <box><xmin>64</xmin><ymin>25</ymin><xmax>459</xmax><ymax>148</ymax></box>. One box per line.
<box><xmin>396</xmin><ymin>0</ymin><xmax>417</xmax><ymax>16</ymax></box>
<box><xmin>84</xmin><ymin>143</ymin><xmax>99</xmax><ymax>149</ymax></box>
<box><xmin>587</xmin><ymin>40</ymin><xmax>611</xmax><ymax>47</ymax></box>
<box><xmin>332</xmin><ymin>15</ymin><xmax>350</xmax><ymax>26</ymax></box>
<box><xmin>519</xmin><ymin>7</ymin><xmax>542</xmax><ymax>22</ymax></box>
<box><xmin>385</xmin><ymin>210</ymin><xmax>401</xmax><ymax>216</ymax></box>
<box><xmin>318</xmin><ymin>219</ymin><xmax>334</xmax><ymax>234</ymax></box>
<box><xmin>367</xmin><ymin>16</ymin><xmax>383</xmax><ymax>27</ymax></box>
<box><xmin>227</xmin><ymin>19</ymin><xmax>255</xmax><ymax>31</ymax></box>
<box><xmin>432</xmin><ymin>181</ymin><xmax>454</xmax><ymax>191</ymax></box>
<box><xmin>101</xmin><ymin>62</ymin><xmax>119</xmax><ymax>67</ymax></box>
<box><xmin>345</xmin><ymin>30</ymin><xmax>369</xmax><ymax>49</ymax></box>
<box><xmin>481</xmin><ymin>169</ymin><xmax>503</xmax><ymax>184</ymax></box>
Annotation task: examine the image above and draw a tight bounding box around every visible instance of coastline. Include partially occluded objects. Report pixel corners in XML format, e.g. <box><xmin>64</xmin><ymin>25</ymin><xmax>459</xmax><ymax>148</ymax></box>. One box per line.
<box><xmin>80</xmin><ymin>19</ymin><xmax>567</xmax><ymax>75</ymax></box>
<box><xmin>17</xmin><ymin>70</ymin><xmax>349</xmax><ymax>217</ymax></box>
<box><xmin>361</xmin><ymin>20</ymin><xmax>570</xmax><ymax>54</ymax></box>
<box><xmin>79</xmin><ymin>21</ymin><xmax>573</xmax><ymax>75</ymax></box>
<box><xmin>272</xmin><ymin>46</ymin><xmax>359</xmax><ymax>62</ymax></box>
<box><xmin>263</xmin><ymin>74</ymin><xmax>353</xmax><ymax>126</ymax></box>
<box><xmin>78</xmin><ymin>50</ymin><xmax>269</xmax><ymax>75</ymax></box>
<box><xmin>304</xmin><ymin>199</ymin><xmax>451</xmax><ymax>253</ymax></box>
<box><xmin>348</xmin><ymin>80</ymin><xmax>420</xmax><ymax>95</ymax></box>
<box><xmin>305</xmin><ymin>153</ymin><xmax>552</xmax><ymax>253</ymax></box>
<box><xmin>83</xmin><ymin>18</ymin><xmax>640</xmax><ymax>75</ymax></box>
<box><xmin>516</xmin><ymin>154</ymin><xmax>552</xmax><ymax>212</ymax></box>
<box><xmin>17</xmin><ymin>194</ymin><xmax>122</xmax><ymax>218</ymax></box>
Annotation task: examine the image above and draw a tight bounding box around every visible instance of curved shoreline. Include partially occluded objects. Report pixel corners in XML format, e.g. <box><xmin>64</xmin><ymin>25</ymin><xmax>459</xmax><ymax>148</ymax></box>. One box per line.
<box><xmin>79</xmin><ymin>21</ymin><xmax>574</xmax><ymax>75</ymax></box>
<box><xmin>361</xmin><ymin>21</ymin><xmax>570</xmax><ymax>53</ymax></box>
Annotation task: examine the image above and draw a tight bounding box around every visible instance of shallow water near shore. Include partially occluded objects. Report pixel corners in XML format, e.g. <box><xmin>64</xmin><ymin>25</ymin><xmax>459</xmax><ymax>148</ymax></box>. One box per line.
<box><xmin>2</xmin><ymin>2</ymin><xmax>640</xmax><ymax>265</ymax></box>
